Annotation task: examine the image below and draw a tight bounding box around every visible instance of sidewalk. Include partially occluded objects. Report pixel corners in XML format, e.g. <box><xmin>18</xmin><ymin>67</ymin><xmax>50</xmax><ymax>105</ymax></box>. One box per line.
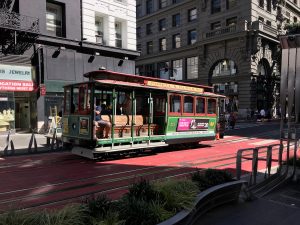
<box><xmin>0</xmin><ymin>132</ymin><xmax>56</xmax><ymax>156</ymax></box>
<box><xmin>194</xmin><ymin>173</ymin><xmax>300</xmax><ymax>225</ymax></box>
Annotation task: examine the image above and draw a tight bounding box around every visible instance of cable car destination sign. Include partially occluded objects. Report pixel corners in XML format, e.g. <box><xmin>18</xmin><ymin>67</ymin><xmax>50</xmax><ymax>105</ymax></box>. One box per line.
<box><xmin>144</xmin><ymin>80</ymin><xmax>204</xmax><ymax>94</ymax></box>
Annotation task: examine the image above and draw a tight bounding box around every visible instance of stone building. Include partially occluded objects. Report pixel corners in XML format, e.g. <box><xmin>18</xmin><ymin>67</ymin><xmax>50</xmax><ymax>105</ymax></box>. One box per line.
<box><xmin>136</xmin><ymin>0</ymin><xmax>300</xmax><ymax>118</ymax></box>
<box><xmin>0</xmin><ymin>0</ymin><xmax>138</xmax><ymax>133</ymax></box>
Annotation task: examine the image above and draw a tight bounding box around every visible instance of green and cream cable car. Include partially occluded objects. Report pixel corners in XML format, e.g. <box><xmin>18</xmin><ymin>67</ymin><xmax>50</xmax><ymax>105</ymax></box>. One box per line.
<box><xmin>62</xmin><ymin>69</ymin><xmax>225</xmax><ymax>159</ymax></box>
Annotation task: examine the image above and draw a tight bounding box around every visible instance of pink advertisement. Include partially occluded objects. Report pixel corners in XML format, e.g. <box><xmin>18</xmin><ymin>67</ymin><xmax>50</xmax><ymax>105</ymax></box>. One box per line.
<box><xmin>177</xmin><ymin>118</ymin><xmax>209</xmax><ymax>131</ymax></box>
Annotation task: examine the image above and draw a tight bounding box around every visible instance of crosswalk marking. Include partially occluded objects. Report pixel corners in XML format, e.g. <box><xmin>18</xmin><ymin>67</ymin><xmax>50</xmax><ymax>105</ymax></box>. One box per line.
<box><xmin>250</xmin><ymin>139</ymin><xmax>278</xmax><ymax>145</ymax></box>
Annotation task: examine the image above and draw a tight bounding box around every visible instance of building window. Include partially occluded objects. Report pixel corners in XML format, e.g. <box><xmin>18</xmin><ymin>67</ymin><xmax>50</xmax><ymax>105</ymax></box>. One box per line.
<box><xmin>187</xmin><ymin>56</ymin><xmax>198</xmax><ymax>79</ymax></box>
<box><xmin>212</xmin><ymin>60</ymin><xmax>237</xmax><ymax>77</ymax></box>
<box><xmin>226</xmin><ymin>0</ymin><xmax>237</xmax><ymax>9</ymax></box>
<box><xmin>145</xmin><ymin>64</ymin><xmax>155</xmax><ymax>77</ymax></box>
<box><xmin>158</xmin><ymin>61</ymin><xmax>170</xmax><ymax>79</ymax></box>
<box><xmin>95</xmin><ymin>16</ymin><xmax>104</xmax><ymax>44</ymax></box>
<box><xmin>146</xmin><ymin>0</ymin><xmax>153</xmax><ymax>14</ymax></box>
<box><xmin>188</xmin><ymin>8</ymin><xmax>197</xmax><ymax>21</ymax></box>
<box><xmin>188</xmin><ymin>29</ymin><xmax>197</xmax><ymax>45</ymax></box>
<box><xmin>147</xmin><ymin>41</ymin><xmax>153</xmax><ymax>54</ymax></box>
<box><xmin>159</xmin><ymin>37</ymin><xmax>167</xmax><ymax>51</ymax></box>
<box><xmin>136</xmin><ymin>66</ymin><xmax>144</xmax><ymax>75</ymax></box>
<box><xmin>115</xmin><ymin>22</ymin><xmax>122</xmax><ymax>48</ymax></box>
<box><xmin>266</xmin><ymin>0</ymin><xmax>271</xmax><ymax>12</ymax></box>
<box><xmin>211</xmin><ymin>0</ymin><xmax>221</xmax><ymax>14</ymax></box>
<box><xmin>137</xmin><ymin>27</ymin><xmax>141</xmax><ymax>38</ymax></box>
<box><xmin>46</xmin><ymin>2</ymin><xmax>64</xmax><ymax>37</ymax></box>
<box><xmin>211</xmin><ymin>21</ymin><xmax>221</xmax><ymax>30</ymax></box>
<box><xmin>146</xmin><ymin>23</ymin><xmax>153</xmax><ymax>35</ymax></box>
<box><xmin>294</xmin><ymin>16</ymin><xmax>298</xmax><ymax>23</ymax></box>
<box><xmin>226</xmin><ymin>17</ymin><xmax>237</xmax><ymax>26</ymax></box>
<box><xmin>258</xmin><ymin>16</ymin><xmax>264</xmax><ymax>22</ymax></box>
<box><xmin>172</xmin><ymin>0</ymin><xmax>182</xmax><ymax>4</ymax></box>
<box><xmin>171</xmin><ymin>59</ymin><xmax>183</xmax><ymax>80</ymax></box>
<box><xmin>159</xmin><ymin>18</ymin><xmax>167</xmax><ymax>31</ymax></box>
<box><xmin>172</xmin><ymin>13</ymin><xmax>180</xmax><ymax>27</ymax></box>
<box><xmin>159</xmin><ymin>0</ymin><xmax>167</xmax><ymax>9</ymax></box>
<box><xmin>172</xmin><ymin>34</ymin><xmax>181</xmax><ymax>48</ymax></box>
<box><xmin>259</xmin><ymin>0</ymin><xmax>264</xmax><ymax>8</ymax></box>
<box><xmin>266</xmin><ymin>20</ymin><xmax>271</xmax><ymax>26</ymax></box>
<box><xmin>137</xmin><ymin>4</ymin><xmax>142</xmax><ymax>18</ymax></box>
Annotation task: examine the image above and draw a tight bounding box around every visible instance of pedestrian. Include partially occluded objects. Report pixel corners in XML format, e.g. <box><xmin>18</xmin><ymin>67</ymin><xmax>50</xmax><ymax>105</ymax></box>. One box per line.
<box><xmin>260</xmin><ymin>108</ymin><xmax>266</xmax><ymax>122</ymax></box>
<box><xmin>229</xmin><ymin>112</ymin><xmax>236</xmax><ymax>129</ymax></box>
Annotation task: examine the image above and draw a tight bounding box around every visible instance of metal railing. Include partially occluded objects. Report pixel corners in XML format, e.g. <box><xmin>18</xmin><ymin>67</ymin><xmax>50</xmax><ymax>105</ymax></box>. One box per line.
<box><xmin>236</xmin><ymin>144</ymin><xmax>283</xmax><ymax>186</ymax></box>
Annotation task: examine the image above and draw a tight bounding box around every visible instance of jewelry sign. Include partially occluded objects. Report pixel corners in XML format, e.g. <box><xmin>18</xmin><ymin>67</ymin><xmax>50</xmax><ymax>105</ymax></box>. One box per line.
<box><xmin>0</xmin><ymin>64</ymin><xmax>35</xmax><ymax>92</ymax></box>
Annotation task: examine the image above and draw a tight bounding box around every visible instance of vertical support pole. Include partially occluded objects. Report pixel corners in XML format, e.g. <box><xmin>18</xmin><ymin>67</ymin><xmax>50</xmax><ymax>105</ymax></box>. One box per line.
<box><xmin>266</xmin><ymin>145</ymin><xmax>273</xmax><ymax>178</ymax></box>
<box><xmin>112</xmin><ymin>88</ymin><xmax>116</xmax><ymax>145</ymax></box>
<box><xmin>131</xmin><ymin>90</ymin><xmax>135</xmax><ymax>142</ymax></box>
<box><xmin>236</xmin><ymin>150</ymin><xmax>242</xmax><ymax>180</ymax></box>
<box><xmin>252</xmin><ymin>148</ymin><xmax>259</xmax><ymax>185</ymax></box>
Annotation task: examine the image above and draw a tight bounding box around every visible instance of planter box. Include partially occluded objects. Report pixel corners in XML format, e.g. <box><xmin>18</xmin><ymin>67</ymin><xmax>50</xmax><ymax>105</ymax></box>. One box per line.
<box><xmin>157</xmin><ymin>180</ymin><xmax>247</xmax><ymax>225</ymax></box>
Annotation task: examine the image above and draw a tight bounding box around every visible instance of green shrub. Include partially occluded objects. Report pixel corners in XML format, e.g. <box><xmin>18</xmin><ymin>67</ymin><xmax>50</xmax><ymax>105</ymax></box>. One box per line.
<box><xmin>0</xmin><ymin>210</ymin><xmax>40</xmax><ymax>225</ymax></box>
<box><xmin>153</xmin><ymin>179</ymin><xmax>198</xmax><ymax>212</ymax></box>
<box><xmin>119</xmin><ymin>197</ymin><xmax>160</xmax><ymax>225</ymax></box>
<box><xmin>126</xmin><ymin>179</ymin><xmax>160</xmax><ymax>202</ymax></box>
<box><xmin>84</xmin><ymin>194</ymin><xmax>112</xmax><ymax>220</ymax></box>
<box><xmin>192</xmin><ymin>169</ymin><xmax>234</xmax><ymax>191</ymax></box>
<box><xmin>95</xmin><ymin>209</ymin><xmax>123</xmax><ymax>225</ymax></box>
<box><xmin>118</xmin><ymin>178</ymin><xmax>188</xmax><ymax>225</ymax></box>
<box><xmin>40</xmin><ymin>204</ymin><xmax>88</xmax><ymax>225</ymax></box>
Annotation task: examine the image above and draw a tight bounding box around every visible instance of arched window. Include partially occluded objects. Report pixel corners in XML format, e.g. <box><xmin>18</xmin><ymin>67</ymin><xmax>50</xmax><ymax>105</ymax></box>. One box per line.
<box><xmin>212</xmin><ymin>59</ymin><xmax>237</xmax><ymax>77</ymax></box>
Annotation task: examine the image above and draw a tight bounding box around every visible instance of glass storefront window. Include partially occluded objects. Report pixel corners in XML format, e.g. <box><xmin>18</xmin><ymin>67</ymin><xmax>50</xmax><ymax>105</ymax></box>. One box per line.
<box><xmin>0</xmin><ymin>92</ymin><xmax>15</xmax><ymax>132</ymax></box>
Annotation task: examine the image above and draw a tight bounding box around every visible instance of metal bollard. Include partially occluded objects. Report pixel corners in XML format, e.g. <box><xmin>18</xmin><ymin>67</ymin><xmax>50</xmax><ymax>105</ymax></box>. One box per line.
<box><xmin>3</xmin><ymin>130</ymin><xmax>15</xmax><ymax>156</ymax></box>
<box><xmin>28</xmin><ymin>130</ymin><xmax>38</xmax><ymax>153</ymax></box>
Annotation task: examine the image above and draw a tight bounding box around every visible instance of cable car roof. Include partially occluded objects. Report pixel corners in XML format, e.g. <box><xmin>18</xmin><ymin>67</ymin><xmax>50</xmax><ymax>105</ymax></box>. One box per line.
<box><xmin>93</xmin><ymin>79</ymin><xmax>225</xmax><ymax>98</ymax></box>
<box><xmin>84</xmin><ymin>69</ymin><xmax>213</xmax><ymax>91</ymax></box>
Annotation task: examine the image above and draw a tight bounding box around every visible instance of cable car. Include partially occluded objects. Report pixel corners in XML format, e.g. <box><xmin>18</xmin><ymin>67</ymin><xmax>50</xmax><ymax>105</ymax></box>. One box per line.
<box><xmin>62</xmin><ymin>69</ymin><xmax>225</xmax><ymax>159</ymax></box>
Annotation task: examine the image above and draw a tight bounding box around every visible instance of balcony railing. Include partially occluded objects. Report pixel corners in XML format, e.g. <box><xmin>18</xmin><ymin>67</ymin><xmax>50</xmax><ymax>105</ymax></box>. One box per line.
<box><xmin>0</xmin><ymin>10</ymin><xmax>39</xmax><ymax>34</ymax></box>
<box><xmin>251</xmin><ymin>20</ymin><xmax>278</xmax><ymax>37</ymax></box>
<box><xmin>205</xmin><ymin>25</ymin><xmax>237</xmax><ymax>39</ymax></box>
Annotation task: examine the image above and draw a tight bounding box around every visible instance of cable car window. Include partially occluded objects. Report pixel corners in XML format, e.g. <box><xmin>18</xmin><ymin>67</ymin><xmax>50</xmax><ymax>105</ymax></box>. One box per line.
<box><xmin>64</xmin><ymin>87</ymin><xmax>71</xmax><ymax>114</ymax></box>
<box><xmin>208</xmin><ymin>98</ymin><xmax>216</xmax><ymax>114</ymax></box>
<box><xmin>196</xmin><ymin>97</ymin><xmax>205</xmax><ymax>114</ymax></box>
<box><xmin>78</xmin><ymin>85</ymin><xmax>91</xmax><ymax>113</ymax></box>
<box><xmin>170</xmin><ymin>95</ymin><xmax>181</xmax><ymax>113</ymax></box>
<box><xmin>154</xmin><ymin>96</ymin><xmax>166</xmax><ymax>115</ymax></box>
<box><xmin>183</xmin><ymin>96</ymin><xmax>194</xmax><ymax>113</ymax></box>
<box><xmin>71</xmin><ymin>87</ymin><xmax>79</xmax><ymax>113</ymax></box>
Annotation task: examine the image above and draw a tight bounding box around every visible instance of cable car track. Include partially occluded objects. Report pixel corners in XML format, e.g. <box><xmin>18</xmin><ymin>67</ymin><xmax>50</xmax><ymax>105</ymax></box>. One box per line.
<box><xmin>0</xmin><ymin>124</ymin><xmax>283</xmax><ymax>212</ymax></box>
<box><xmin>0</xmin><ymin>146</ymin><xmax>282</xmax><ymax>212</ymax></box>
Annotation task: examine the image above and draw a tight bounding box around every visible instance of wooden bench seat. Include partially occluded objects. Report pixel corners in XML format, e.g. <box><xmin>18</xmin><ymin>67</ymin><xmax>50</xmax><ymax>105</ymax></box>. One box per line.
<box><xmin>130</xmin><ymin>115</ymin><xmax>158</xmax><ymax>136</ymax></box>
<box><xmin>96</xmin><ymin>115</ymin><xmax>158</xmax><ymax>138</ymax></box>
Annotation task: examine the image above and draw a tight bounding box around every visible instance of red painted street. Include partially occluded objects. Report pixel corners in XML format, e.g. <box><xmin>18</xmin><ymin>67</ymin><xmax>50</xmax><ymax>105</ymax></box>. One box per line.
<box><xmin>0</xmin><ymin>122</ymin><xmax>288</xmax><ymax>212</ymax></box>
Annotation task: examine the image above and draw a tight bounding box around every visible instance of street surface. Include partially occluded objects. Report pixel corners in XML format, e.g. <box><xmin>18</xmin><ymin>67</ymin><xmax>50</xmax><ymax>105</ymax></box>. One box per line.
<box><xmin>0</xmin><ymin>121</ymin><xmax>281</xmax><ymax>212</ymax></box>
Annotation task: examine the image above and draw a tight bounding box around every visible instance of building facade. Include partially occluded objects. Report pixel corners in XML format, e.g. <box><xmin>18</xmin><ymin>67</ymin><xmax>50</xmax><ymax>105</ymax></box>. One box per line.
<box><xmin>0</xmin><ymin>0</ymin><xmax>138</xmax><ymax>133</ymax></box>
<box><xmin>136</xmin><ymin>0</ymin><xmax>300</xmax><ymax>118</ymax></box>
